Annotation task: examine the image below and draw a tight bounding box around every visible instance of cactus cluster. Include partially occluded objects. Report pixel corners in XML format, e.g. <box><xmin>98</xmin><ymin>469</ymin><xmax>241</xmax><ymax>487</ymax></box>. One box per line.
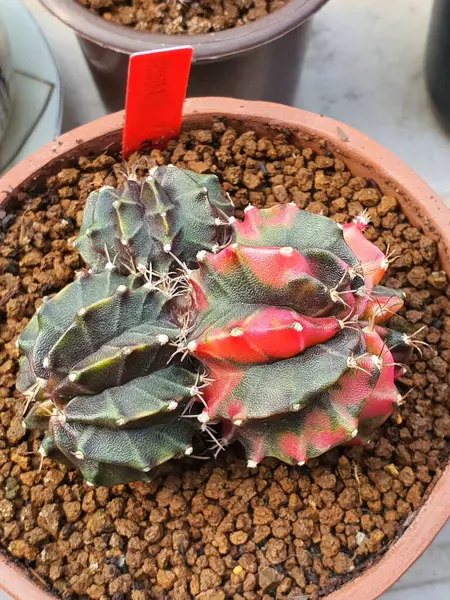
<box><xmin>17</xmin><ymin>164</ymin><xmax>416</xmax><ymax>485</ymax></box>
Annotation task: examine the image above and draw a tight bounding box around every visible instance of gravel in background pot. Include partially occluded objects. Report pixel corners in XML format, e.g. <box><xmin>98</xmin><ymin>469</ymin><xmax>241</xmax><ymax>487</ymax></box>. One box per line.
<box><xmin>38</xmin><ymin>0</ymin><xmax>329</xmax><ymax>112</ymax></box>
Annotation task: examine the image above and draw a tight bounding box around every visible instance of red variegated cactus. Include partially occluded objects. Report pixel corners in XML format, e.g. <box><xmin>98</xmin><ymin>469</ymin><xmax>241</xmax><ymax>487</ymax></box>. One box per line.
<box><xmin>188</xmin><ymin>204</ymin><xmax>412</xmax><ymax>467</ymax></box>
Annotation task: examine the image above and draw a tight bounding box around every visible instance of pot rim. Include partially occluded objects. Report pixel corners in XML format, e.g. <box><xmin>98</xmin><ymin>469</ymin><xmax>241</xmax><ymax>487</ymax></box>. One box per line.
<box><xmin>37</xmin><ymin>0</ymin><xmax>329</xmax><ymax>61</ymax></box>
<box><xmin>0</xmin><ymin>98</ymin><xmax>449</xmax><ymax>600</ymax></box>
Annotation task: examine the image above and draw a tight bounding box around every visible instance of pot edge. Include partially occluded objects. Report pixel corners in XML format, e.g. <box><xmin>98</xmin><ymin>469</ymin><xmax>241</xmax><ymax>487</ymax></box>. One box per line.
<box><xmin>38</xmin><ymin>0</ymin><xmax>329</xmax><ymax>61</ymax></box>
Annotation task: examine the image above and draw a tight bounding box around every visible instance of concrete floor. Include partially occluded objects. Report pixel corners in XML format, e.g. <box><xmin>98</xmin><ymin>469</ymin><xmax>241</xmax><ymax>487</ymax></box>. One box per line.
<box><xmin>2</xmin><ymin>0</ymin><xmax>449</xmax><ymax>598</ymax></box>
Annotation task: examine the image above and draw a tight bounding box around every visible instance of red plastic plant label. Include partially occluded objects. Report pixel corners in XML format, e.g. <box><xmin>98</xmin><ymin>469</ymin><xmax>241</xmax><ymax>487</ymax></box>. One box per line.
<box><xmin>122</xmin><ymin>46</ymin><xmax>193</xmax><ymax>159</ymax></box>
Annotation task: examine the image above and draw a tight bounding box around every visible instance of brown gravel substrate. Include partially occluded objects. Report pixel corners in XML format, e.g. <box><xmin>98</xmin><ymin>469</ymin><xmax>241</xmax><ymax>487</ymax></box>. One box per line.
<box><xmin>76</xmin><ymin>0</ymin><xmax>290</xmax><ymax>35</ymax></box>
<box><xmin>0</xmin><ymin>122</ymin><xmax>449</xmax><ymax>600</ymax></box>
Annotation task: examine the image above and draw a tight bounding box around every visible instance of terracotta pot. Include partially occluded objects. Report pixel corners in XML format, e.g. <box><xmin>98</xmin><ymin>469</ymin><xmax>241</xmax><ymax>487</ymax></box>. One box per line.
<box><xmin>38</xmin><ymin>0</ymin><xmax>329</xmax><ymax>112</ymax></box>
<box><xmin>0</xmin><ymin>98</ymin><xmax>449</xmax><ymax>600</ymax></box>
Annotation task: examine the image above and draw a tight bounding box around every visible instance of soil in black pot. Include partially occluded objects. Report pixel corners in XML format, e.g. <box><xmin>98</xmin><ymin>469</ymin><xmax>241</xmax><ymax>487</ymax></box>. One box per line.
<box><xmin>76</xmin><ymin>0</ymin><xmax>290</xmax><ymax>35</ymax></box>
<box><xmin>0</xmin><ymin>122</ymin><xmax>449</xmax><ymax>600</ymax></box>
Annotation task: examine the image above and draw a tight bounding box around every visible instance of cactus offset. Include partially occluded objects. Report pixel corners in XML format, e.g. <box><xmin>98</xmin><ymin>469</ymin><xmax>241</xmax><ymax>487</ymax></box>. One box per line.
<box><xmin>75</xmin><ymin>165</ymin><xmax>234</xmax><ymax>274</ymax></box>
<box><xmin>17</xmin><ymin>221</ymin><xmax>205</xmax><ymax>486</ymax></box>
<box><xmin>17</xmin><ymin>163</ymin><xmax>414</xmax><ymax>485</ymax></box>
<box><xmin>17</xmin><ymin>165</ymin><xmax>235</xmax><ymax>484</ymax></box>
<box><xmin>188</xmin><ymin>204</ymin><xmax>408</xmax><ymax>466</ymax></box>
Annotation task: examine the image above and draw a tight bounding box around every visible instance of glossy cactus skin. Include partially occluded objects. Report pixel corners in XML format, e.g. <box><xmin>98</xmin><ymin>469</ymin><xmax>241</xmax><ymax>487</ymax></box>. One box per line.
<box><xmin>17</xmin><ymin>164</ymin><xmax>413</xmax><ymax>484</ymax></box>
<box><xmin>75</xmin><ymin>165</ymin><xmax>234</xmax><ymax>273</ymax></box>
<box><xmin>17</xmin><ymin>268</ymin><xmax>199</xmax><ymax>486</ymax></box>
<box><xmin>189</xmin><ymin>204</ymin><xmax>407</xmax><ymax>465</ymax></box>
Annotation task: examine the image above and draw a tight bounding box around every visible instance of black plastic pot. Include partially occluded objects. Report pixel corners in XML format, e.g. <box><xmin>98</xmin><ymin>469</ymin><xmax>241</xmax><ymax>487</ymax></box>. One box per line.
<box><xmin>39</xmin><ymin>0</ymin><xmax>329</xmax><ymax>113</ymax></box>
<box><xmin>426</xmin><ymin>0</ymin><xmax>450</xmax><ymax>131</ymax></box>
<box><xmin>0</xmin><ymin>18</ymin><xmax>13</xmax><ymax>145</ymax></box>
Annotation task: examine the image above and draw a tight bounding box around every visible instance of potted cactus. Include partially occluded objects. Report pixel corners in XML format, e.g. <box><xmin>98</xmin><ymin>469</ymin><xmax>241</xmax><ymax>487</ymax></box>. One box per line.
<box><xmin>0</xmin><ymin>99</ymin><xmax>449</xmax><ymax>600</ymax></box>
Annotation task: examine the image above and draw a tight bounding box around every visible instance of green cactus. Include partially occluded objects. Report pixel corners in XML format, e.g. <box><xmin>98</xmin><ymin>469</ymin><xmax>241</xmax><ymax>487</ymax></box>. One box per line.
<box><xmin>17</xmin><ymin>268</ymin><xmax>200</xmax><ymax>486</ymax></box>
<box><xmin>75</xmin><ymin>165</ymin><xmax>234</xmax><ymax>274</ymax></box>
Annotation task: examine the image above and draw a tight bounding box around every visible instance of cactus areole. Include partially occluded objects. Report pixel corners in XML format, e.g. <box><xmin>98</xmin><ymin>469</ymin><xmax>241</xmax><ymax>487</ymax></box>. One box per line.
<box><xmin>16</xmin><ymin>165</ymin><xmax>416</xmax><ymax>486</ymax></box>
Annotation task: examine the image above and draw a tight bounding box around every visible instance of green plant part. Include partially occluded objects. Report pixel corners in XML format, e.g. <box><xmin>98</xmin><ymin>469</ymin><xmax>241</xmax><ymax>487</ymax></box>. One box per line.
<box><xmin>75</xmin><ymin>165</ymin><xmax>234</xmax><ymax>274</ymax></box>
<box><xmin>17</xmin><ymin>268</ymin><xmax>200</xmax><ymax>486</ymax></box>
<box><xmin>187</xmin><ymin>204</ymin><xmax>410</xmax><ymax>467</ymax></box>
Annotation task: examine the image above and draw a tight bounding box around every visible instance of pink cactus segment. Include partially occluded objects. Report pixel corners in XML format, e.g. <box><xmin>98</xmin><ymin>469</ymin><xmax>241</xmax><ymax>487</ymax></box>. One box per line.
<box><xmin>223</xmin><ymin>421</ymin><xmax>267</xmax><ymax>464</ymax></box>
<box><xmin>363</xmin><ymin>326</ymin><xmax>390</xmax><ymax>362</ymax></box>
<box><xmin>353</xmin><ymin>292</ymin><xmax>370</xmax><ymax>319</ymax></box>
<box><xmin>279</xmin><ymin>432</ymin><xmax>307</xmax><ymax>465</ymax></box>
<box><xmin>363</xmin><ymin>292</ymin><xmax>404</xmax><ymax>324</ymax></box>
<box><xmin>342</xmin><ymin>220</ymin><xmax>386</xmax><ymax>290</ymax></box>
<box><xmin>196</xmin><ymin>240</ymin><xmax>313</xmax><ymax>289</ymax></box>
<box><xmin>363</xmin><ymin>326</ymin><xmax>390</xmax><ymax>364</ymax></box>
<box><xmin>358</xmin><ymin>362</ymin><xmax>396</xmax><ymax>421</ymax></box>
<box><xmin>199</xmin><ymin>359</ymin><xmax>244</xmax><ymax>421</ymax></box>
<box><xmin>333</xmin><ymin>354</ymin><xmax>379</xmax><ymax>411</ymax></box>
<box><xmin>303</xmin><ymin>411</ymin><xmax>357</xmax><ymax>455</ymax></box>
<box><xmin>235</xmin><ymin>204</ymin><xmax>298</xmax><ymax>241</ymax></box>
<box><xmin>236</xmin><ymin>245</ymin><xmax>313</xmax><ymax>290</ymax></box>
<box><xmin>200</xmin><ymin>243</ymin><xmax>240</xmax><ymax>276</ymax></box>
<box><xmin>192</xmin><ymin>308</ymin><xmax>342</xmax><ymax>363</ymax></box>
<box><xmin>190</xmin><ymin>278</ymin><xmax>209</xmax><ymax>311</ymax></box>
<box><xmin>227</xmin><ymin>400</ymin><xmax>245</xmax><ymax>420</ymax></box>
<box><xmin>304</xmin><ymin>353</ymin><xmax>377</xmax><ymax>454</ymax></box>
<box><xmin>221</xmin><ymin>420</ymin><xmax>234</xmax><ymax>442</ymax></box>
<box><xmin>358</xmin><ymin>329</ymin><xmax>397</xmax><ymax>424</ymax></box>
<box><xmin>245</xmin><ymin>435</ymin><xmax>266</xmax><ymax>465</ymax></box>
<box><xmin>244</xmin><ymin>352</ymin><xmax>378</xmax><ymax>464</ymax></box>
